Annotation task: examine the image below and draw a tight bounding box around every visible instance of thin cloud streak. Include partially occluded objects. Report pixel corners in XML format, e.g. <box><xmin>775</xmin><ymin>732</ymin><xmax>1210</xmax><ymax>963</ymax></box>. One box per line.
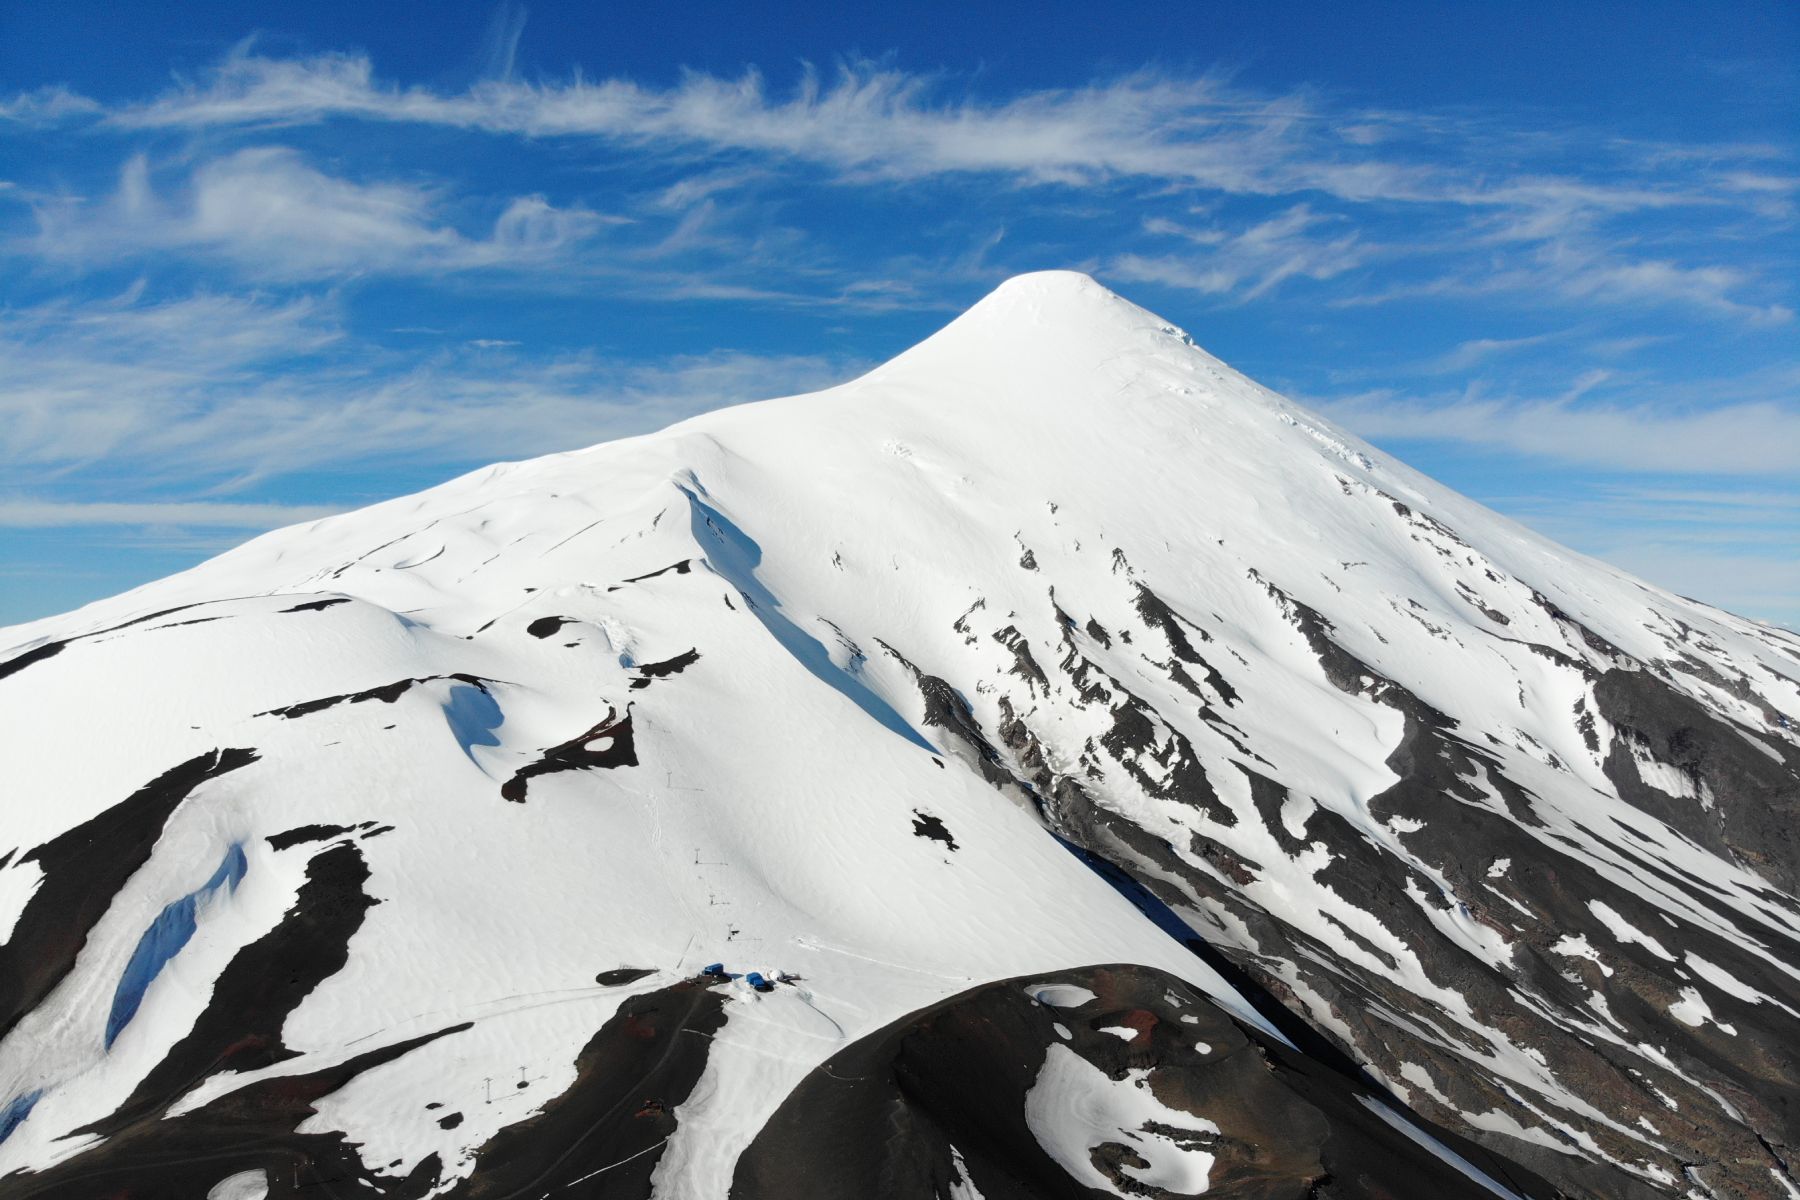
<box><xmin>1508</xmin><ymin>511</ymin><xmax>1800</xmax><ymax>627</ymax></box>
<box><xmin>1112</xmin><ymin>205</ymin><xmax>1367</xmax><ymax>301</ymax></box>
<box><xmin>0</xmin><ymin>37</ymin><xmax>1793</xmax><ymax>625</ymax></box>
<box><xmin>0</xmin><ymin>287</ymin><xmax>866</xmax><ymax>485</ymax></box>
<box><xmin>90</xmin><ymin>49</ymin><xmax>1787</xmax><ymax>218</ymax></box>
<box><xmin>30</xmin><ymin>147</ymin><xmax>611</xmax><ymax>280</ymax></box>
<box><xmin>1331</xmin><ymin>234</ymin><xmax>1794</xmax><ymax>325</ymax></box>
<box><xmin>4</xmin><ymin>48</ymin><xmax>1788</xmax><ymax>320</ymax></box>
<box><xmin>1314</xmin><ymin>391</ymin><xmax>1800</xmax><ymax>476</ymax></box>
<box><xmin>0</xmin><ymin>85</ymin><xmax>101</xmax><ymax>125</ymax></box>
<box><xmin>0</xmin><ymin>499</ymin><xmax>344</xmax><ymax>528</ymax></box>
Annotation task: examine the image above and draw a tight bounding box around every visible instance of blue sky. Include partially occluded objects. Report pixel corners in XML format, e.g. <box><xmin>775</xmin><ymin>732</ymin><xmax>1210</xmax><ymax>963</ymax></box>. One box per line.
<box><xmin>2</xmin><ymin>1</ymin><xmax>1796</xmax><ymax>626</ymax></box>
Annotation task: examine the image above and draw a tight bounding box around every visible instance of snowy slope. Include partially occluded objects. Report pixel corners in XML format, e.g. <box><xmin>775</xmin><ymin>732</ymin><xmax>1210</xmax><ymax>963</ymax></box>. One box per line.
<box><xmin>1</xmin><ymin>272</ymin><xmax>1796</xmax><ymax>1200</ymax></box>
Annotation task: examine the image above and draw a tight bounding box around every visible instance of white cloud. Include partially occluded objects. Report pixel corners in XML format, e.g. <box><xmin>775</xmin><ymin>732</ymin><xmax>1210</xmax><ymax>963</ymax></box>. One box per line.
<box><xmin>107</xmin><ymin>54</ymin><xmax>1364</xmax><ymax>193</ymax></box>
<box><xmin>0</xmin><ymin>288</ymin><xmax>341</xmax><ymax>469</ymax></box>
<box><xmin>1502</xmin><ymin>493</ymin><xmax>1800</xmax><ymax>628</ymax></box>
<box><xmin>1602</xmin><ymin>546</ymin><xmax>1798</xmax><ymax>628</ymax></box>
<box><xmin>1313</xmin><ymin>388</ymin><xmax>1800</xmax><ymax>476</ymax></box>
<box><xmin>30</xmin><ymin>147</ymin><xmax>608</xmax><ymax>279</ymax></box>
<box><xmin>0</xmin><ymin>85</ymin><xmax>100</xmax><ymax>125</ymax></box>
<box><xmin>0</xmin><ymin>288</ymin><xmax>863</xmax><ymax>485</ymax></box>
<box><xmin>0</xmin><ymin>499</ymin><xmax>343</xmax><ymax>527</ymax></box>
<box><xmin>1336</xmin><ymin>237</ymin><xmax>1794</xmax><ymax>325</ymax></box>
<box><xmin>5</xmin><ymin>49</ymin><xmax>1790</xmax><ymax>322</ymax></box>
<box><xmin>91</xmin><ymin>48</ymin><xmax>1784</xmax><ymax>221</ymax></box>
<box><xmin>1111</xmin><ymin>204</ymin><xmax>1366</xmax><ymax>300</ymax></box>
<box><xmin>1597</xmin><ymin>485</ymin><xmax>1800</xmax><ymax>512</ymax></box>
<box><xmin>1412</xmin><ymin>333</ymin><xmax>1563</xmax><ymax>374</ymax></box>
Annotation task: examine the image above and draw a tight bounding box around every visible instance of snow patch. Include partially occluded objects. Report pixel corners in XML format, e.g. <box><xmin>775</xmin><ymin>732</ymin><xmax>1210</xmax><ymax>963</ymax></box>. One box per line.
<box><xmin>207</xmin><ymin>1169</ymin><xmax>270</xmax><ymax>1200</ymax></box>
<box><xmin>1587</xmin><ymin>901</ymin><xmax>1675</xmax><ymax>962</ymax></box>
<box><xmin>1668</xmin><ymin>987</ymin><xmax>1736</xmax><ymax>1036</ymax></box>
<box><xmin>1684</xmin><ymin>952</ymin><xmax>1800</xmax><ymax>1018</ymax></box>
<box><xmin>1550</xmin><ymin>934</ymin><xmax>1613</xmax><ymax>977</ymax></box>
<box><xmin>1024</xmin><ymin>1045</ymin><xmax>1216</xmax><ymax>1198</ymax></box>
<box><xmin>1029</xmin><ymin>983</ymin><xmax>1097</xmax><ymax>1009</ymax></box>
<box><xmin>1357</xmin><ymin>1097</ymin><xmax>1531</xmax><ymax>1200</ymax></box>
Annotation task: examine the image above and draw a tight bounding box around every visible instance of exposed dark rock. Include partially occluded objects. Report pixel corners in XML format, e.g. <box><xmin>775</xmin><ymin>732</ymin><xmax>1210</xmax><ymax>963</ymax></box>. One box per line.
<box><xmin>280</xmin><ymin>597</ymin><xmax>352</xmax><ymax>613</ymax></box>
<box><xmin>1096</xmin><ymin>691</ymin><xmax>1233</xmax><ymax>826</ymax></box>
<box><xmin>595</xmin><ymin>967</ymin><xmax>656</xmax><ymax>987</ymax></box>
<box><xmin>1133</xmin><ymin>583</ymin><xmax>1239</xmax><ymax>705</ymax></box>
<box><xmin>525</xmin><ymin>616</ymin><xmax>572</xmax><ymax>638</ymax></box>
<box><xmin>880</xmin><ymin>640</ymin><xmax>1019</xmax><ymax>792</ymax></box>
<box><xmin>81</xmin><ymin>842</ymin><xmax>380</xmax><ymax>1136</ymax></box>
<box><xmin>0</xmin><ymin>601</ymin><xmax>218</xmax><ymax>683</ymax></box>
<box><xmin>732</xmin><ymin>963</ymin><xmax>1555</xmax><ymax>1200</ymax></box>
<box><xmin>608</xmin><ymin>560</ymin><xmax>693</xmax><ymax>591</ymax></box>
<box><xmin>1592</xmin><ymin>666</ymin><xmax>1800</xmax><ymax>893</ymax></box>
<box><xmin>0</xmin><ymin>748</ymin><xmax>258</xmax><ymax>1042</ymax></box>
<box><xmin>0</xmin><ymin>641</ymin><xmax>66</xmax><ymax>681</ymax></box>
<box><xmin>260</xmin><ymin>673</ymin><xmax>491</xmax><ymax>720</ymax></box>
<box><xmin>266</xmin><ymin>823</ymin><xmax>356</xmax><ymax>851</ymax></box>
<box><xmin>630</xmin><ymin>648</ymin><xmax>701</xmax><ymax>689</ymax></box>
<box><xmin>501</xmin><ymin>707</ymin><xmax>638</xmax><ymax>802</ymax></box>
<box><xmin>2</xmin><ymin>1025</ymin><xmax>468</xmax><ymax>1199</ymax></box>
<box><xmin>994</xmin><ymin>625</ymin><xmax>1052</xmax><ymax>696</ymax></box>
<box><xmin>912</xmin><ymin>811</ymin><xmax>958</xmax><ymax>851</ymax></box>
<box><xmin>444</xmin><ymin>977</ymin><xmax>727</xmax><ymax>1199</ymax></box>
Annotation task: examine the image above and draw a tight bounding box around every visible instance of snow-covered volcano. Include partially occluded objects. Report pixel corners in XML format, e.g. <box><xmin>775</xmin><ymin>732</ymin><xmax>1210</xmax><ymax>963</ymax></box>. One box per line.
<box><xmin>2</xmin><ymin>272</ymin><xmax>1796</xmax><ymax>1200</ymax></box>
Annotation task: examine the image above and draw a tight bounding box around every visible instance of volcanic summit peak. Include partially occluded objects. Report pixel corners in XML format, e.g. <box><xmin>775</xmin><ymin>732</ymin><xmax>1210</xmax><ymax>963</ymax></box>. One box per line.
<box><xmin>962</xmin><ymin>267</ymin><xmax>1140</xmax><ymax>315</ymax></box>
<box><xmin>3</xmin><ymin>269</ymin><xmax>1799</xmax><ymax>1200</ymax></box>
<box><xmin>852</xmin><ymin>268</ymin><xmax>1250</xmax><ymax>422</ymax></box>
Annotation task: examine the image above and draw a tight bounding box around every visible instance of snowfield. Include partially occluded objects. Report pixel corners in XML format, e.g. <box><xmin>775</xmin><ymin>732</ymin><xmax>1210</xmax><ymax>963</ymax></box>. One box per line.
<box><xmin>1</xmin><ymin>272</ymin><xmax>1796</xmax><ymax>1200</ymax></box>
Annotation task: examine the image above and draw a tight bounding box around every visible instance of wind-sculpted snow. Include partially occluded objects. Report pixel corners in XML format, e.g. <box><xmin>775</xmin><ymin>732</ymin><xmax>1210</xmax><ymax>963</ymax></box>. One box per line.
<box><xmin>0</xmin><ymin>272</ymin><xmax>1795</xmax><ymax>1199</ymax></box>
<box><xmin>681</xmin><ymin>477</ymin><xmax>939</xmax><ymax>754</ymax></box>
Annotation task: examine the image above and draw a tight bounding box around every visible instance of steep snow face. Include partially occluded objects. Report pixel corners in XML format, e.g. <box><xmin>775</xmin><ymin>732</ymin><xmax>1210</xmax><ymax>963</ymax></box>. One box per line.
<box><xmin>1</xmin><ymin>271</ymin><xmax>1796</xmax><ymax>1199</ymax></box>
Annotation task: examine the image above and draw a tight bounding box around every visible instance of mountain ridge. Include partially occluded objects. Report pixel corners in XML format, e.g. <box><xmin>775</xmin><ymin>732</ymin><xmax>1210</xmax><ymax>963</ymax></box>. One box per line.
<box><xmin>1</xmin><ymin>273</ymin><xmax>1796</xmax><ymax>1200</ymax></box>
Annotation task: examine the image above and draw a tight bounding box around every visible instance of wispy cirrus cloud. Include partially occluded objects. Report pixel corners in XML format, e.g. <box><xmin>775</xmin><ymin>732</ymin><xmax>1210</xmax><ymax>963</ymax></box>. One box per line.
<box><xmin>29</xmin><ymin>147</ymin><xmax>612</xmax><ymax>280</ymax></box>
<box><xmin>0</xmin><ymin>286</ymin><xmax>863</xmax><ymax>485</ymax></box>
<box><xmin>0</xmin><ymin>31</ymin><xmax>1793</xmax><ymax>626</ymax></box>
<box><xmin>0</xmin><ymin>287</ymin><xmax>339</xmax><ymax>470</ymax></box>
<box><xmin>6</xmin><ymin>46</ymin><xmax>1776</xmax><ymax>322</ymax></box>
<box><xmin>99</xmin><ymin>52</ymin><xmax>1422</xmax><ymax>197</ymax></box>
<box><xmin>1110</xmin><ymin>205</ymin><xmax>1367</xmax><ymax>300</ymax></box>
<box><xmin>56</xmin><ymin>47</ymin><xmax>1775</xmax><ymax>220</ymax></box>
<box><xmin>1407</xmin><ymin>332</ymin><xmax>1564</xmax><ymax>375</ymax></box>
<box><xmin>1336</xmin><ymin>238</ymin><xmax>1795</xmax><ymax>325</ymax></box>
<box><xmin>1495</xmin><ymin>483</ymin><xmax>1800</xmax><ymax>623</ymax></box>
<box><xmin>1312</xmin><ymin>381</ymin><xmax>1800</xmax><ymax>476</ymax></box>
<box><xmin>0</xmin><ymin>85</ymin><xmax>101</xmax><ymax>126</ymax></box>
<box><xmin>1310</xmin><ymin>384</ymin><xmax>1800</xmax><ymax>625</ymax></box>
<box><xmin>0</xmin><ymin>499</ymin><xmax>344</xmax><ymax>528</ymax></box>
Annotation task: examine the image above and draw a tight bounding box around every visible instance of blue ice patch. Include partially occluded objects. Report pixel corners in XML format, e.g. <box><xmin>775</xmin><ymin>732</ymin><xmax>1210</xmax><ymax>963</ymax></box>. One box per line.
<box><xmin>0</xmin><ymin>1090</ymin><xmax>41</xmax><ymax>1145</ymax></box>
<box><xmin>443</xmin><ymin>682</ymin><xmax>503</xmax><ymax>759</ymax></box>
<box><xmin>105</xmin><ymin>843</ymin><xmax>248</xmax><ymax>1049</ymax></box>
